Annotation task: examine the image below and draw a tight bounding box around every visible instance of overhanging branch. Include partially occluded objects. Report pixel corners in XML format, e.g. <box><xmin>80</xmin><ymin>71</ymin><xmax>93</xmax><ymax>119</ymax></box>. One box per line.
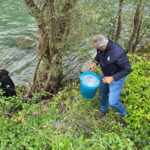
<box><xmin>24</xmin><ymin>0</ymin><xmax>45</xmax><ymax>25</ymax></box>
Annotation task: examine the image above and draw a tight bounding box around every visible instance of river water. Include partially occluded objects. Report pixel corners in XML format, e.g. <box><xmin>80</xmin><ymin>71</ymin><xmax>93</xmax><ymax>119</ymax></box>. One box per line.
<box><xmin>0</xmin><ymin>0</ymin><xmax>149</xmax><ymax>84</ymax></box>
<box><xmin>0</xmin><ymin>0</ymin><xmax>91</xmax><ymax>84</ymax></box>
<box><xmin>0</xmin><ymin>0</ymin><xmax>38</xmax><ymax>84</ymax></box>
<box><xmin>0</xmin><ymin>0</ymin><xmax>85</xmax><ymax>84</ymax></box>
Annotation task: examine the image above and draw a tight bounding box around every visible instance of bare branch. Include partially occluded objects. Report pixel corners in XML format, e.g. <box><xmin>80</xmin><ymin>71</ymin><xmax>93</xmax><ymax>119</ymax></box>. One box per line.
<box><xmin>24</xmin><ymin>0</ymin><xmax>45</xmax><ymax>25</ymax></box>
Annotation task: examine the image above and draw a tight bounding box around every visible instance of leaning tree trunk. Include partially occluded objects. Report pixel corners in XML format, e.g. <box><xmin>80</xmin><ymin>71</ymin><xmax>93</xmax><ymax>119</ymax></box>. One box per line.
<box><xmin>24</xmin><ymin>0</ymin><xmax>77</xmax><ymax>97</ymax></box>
<box><xmin>127</xmin><ymin>0</ymin><xmax>143</xmax><ymax>53</ymax></box>
<box><xmin>115</xmin><ymin>0</ymin><xmax>124</xmax><ymax>42</ymax></box>
<box><xmin>132</xmin><ymin>3</ymin><xmax>145</xmax><ymax>51</ymax></box>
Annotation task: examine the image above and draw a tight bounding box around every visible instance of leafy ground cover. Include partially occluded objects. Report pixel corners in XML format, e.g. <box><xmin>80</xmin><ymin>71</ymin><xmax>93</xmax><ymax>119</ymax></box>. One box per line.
<box><xmin>0</xmin><ymin>54</ymin><xmax>149</xmax><ymax>150</ymax></box>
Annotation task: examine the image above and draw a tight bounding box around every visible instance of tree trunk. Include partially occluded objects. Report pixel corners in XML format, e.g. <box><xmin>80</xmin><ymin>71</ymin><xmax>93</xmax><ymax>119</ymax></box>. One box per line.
<box><xmin>127</xmin><ymin>0</ymin><xmax>143</xmax><ymax>53</ymax></box>
<box><xmin>115</xmin><ymin>0</ymin><xmax>124</xmax><ymax>42</ymax></box>
<box><xmin>132</xmin><ymin>4</ymin><xmax>145</xmax><ymax>51</ymax></box>
<box><xmin>24</xmin><ymin>0</ymin><xmax>77</xmax><ymax>98</ymax></box>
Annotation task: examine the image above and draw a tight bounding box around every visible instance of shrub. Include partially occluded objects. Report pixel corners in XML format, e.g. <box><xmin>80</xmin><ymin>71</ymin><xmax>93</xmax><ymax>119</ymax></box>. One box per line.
<box><xmin>0</xmin><ymin>54</ymin><xmax>149</xmax><ymax>149</ymax></box>
<box><xmin>120</xmin><ymin>56</ymin><xmax>150</xmax><ymax>148</ymax></box>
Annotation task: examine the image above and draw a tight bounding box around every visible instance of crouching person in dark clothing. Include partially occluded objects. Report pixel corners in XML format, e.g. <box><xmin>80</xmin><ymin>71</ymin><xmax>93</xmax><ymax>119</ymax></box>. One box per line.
<box><xmin>0</xmin><ymin>68</ymin><xmax>16</xmax><ymax>97</ymax></box>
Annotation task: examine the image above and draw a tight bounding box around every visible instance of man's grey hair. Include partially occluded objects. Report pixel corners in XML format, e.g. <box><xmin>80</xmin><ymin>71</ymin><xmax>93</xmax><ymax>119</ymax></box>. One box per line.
<box><xmin>93</xmin><ymin>34</ymin><xmax>108</xmax><ymax>48</ymax></box>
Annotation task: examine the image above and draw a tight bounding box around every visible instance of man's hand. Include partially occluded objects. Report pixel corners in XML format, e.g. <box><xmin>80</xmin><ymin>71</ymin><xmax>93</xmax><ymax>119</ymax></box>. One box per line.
<box><xmin>103</xmin><ymin>76</ymin><xmax>114</xmax><ymax>84</ymax></box>
<box><xmin>88</xmin><ymin>62</ymin><xmax>97</xmax><ymax>71</ymax></box>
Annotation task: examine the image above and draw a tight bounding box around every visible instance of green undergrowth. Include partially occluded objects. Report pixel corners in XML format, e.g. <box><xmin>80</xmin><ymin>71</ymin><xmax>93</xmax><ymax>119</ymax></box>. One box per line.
<box><xmin>0</xmin><ymin>54</ymin><xmax>150</xmax><ymax>150</ymax></box>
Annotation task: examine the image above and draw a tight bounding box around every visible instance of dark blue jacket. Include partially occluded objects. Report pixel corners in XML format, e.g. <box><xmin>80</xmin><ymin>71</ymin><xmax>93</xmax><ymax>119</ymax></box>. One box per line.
<box><xmin>94</xmin><ymin>40</ymin><xmax>131</xmax><ymax>81</ymax></box>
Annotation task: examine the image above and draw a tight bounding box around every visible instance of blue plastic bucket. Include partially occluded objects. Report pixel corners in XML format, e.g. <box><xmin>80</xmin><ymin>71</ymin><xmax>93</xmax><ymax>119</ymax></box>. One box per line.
<box><xmin>80</xmin><ymin>72</ymin><xmax>100</xmax><ymax>99</ymax></box>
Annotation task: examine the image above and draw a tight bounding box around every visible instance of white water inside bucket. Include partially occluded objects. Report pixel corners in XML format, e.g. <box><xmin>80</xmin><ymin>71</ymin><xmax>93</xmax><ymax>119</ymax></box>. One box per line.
<box><xmin>82</xmin><ymin>75</ymin><xmax>99</xmax><ymax>87</ymax></box>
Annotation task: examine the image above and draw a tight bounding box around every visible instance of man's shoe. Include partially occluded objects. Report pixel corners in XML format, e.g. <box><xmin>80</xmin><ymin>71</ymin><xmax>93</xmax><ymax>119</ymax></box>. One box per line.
<box><xmin>119</xmin><ymin>114</ymin><xmax>130</xmax><ymax>127</ymax></box>
<box><xmin>7</xmin><ymin>113</ymin><xmax>13</xmax><ymax>118</ymax></box>
<box><xmin>95</xmin><ymin>111</ymin><xmax>108</xmax><ymax>119</ymax></box>
<box><xmin>120</xmin><ymin>118</ymin><xmax>128</xmax><ymax>127</ymax></box>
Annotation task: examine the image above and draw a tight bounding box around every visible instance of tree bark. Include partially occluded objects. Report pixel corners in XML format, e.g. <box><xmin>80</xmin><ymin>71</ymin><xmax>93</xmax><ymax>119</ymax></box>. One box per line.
<box><xmin>24</xmin><ymin>0</ymin><xmax>77</xmax><ymax>98</ymax></box>
<box><xmin>115</xmin><ymin>0</ymin><xmax>124</xmax><ymax>42</ymax></box>
<box><xmin>127</xmin><ymin>0</ymin><xmax>143</xmax><ymax>53</ymax></box>
<box><xmin>132</xmin><ymin>4</ymin><xmax>145</xmax><ymax>51</ymax></box>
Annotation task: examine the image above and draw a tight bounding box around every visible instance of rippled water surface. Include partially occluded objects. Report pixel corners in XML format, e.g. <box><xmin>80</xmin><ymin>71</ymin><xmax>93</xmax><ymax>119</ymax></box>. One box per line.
<box><xmin>0</xmin><ymin>0</ymin><xmax>38</xmax><ymax>84</ymax></box>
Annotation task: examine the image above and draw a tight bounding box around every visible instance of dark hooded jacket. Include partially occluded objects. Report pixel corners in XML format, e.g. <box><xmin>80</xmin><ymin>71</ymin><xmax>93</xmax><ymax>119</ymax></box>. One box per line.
<box><xmin>0</xmin><ymin>69</ymin><xmax>16</xmax><ymax>97</ymax></box>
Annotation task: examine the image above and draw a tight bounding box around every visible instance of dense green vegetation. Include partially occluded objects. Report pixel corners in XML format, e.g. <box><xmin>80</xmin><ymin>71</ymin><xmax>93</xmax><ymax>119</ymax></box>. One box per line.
<box><xmin>0</xmin><ymin>54</ymin><xmax>149</xmax><ymax>150</ymax></box>
<box><xmin>0</xmin><ymin>0</ymin><xmax>150</xmax><ymax>149</ymax></box>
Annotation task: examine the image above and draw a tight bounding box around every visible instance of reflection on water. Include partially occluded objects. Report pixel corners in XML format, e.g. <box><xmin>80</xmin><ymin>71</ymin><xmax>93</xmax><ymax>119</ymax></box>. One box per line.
<box><xmin>0</xmin><ymin>0</ymin><xmax>38</xmax><ymax>84</ymax></box>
